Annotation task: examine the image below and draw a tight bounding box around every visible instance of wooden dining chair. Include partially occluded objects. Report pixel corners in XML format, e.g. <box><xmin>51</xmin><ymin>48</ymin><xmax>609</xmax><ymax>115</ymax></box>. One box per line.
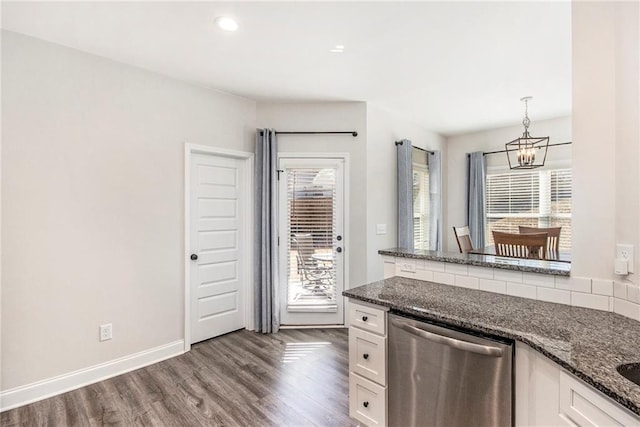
<box><xmin>453</xmin><ymin>226</ymin><xmax>473</xmax><ymax>253</ymax></box>
<box><xmin>519</xmin><ymin>226</ymin><xmax>562</xmax><ymax>255</ymax></box>
<box><xmin>492</xmin><ymin>231</ymin><xmax>548</xmax><ymax>259</ymax></box>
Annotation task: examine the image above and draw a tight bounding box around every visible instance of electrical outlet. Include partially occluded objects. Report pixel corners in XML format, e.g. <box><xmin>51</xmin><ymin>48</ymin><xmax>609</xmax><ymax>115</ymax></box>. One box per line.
<box><xmin>616</xmin><ymin>244</ymin><xmax>634</xmax><ymax>273</ymax></box>
<box><xmin>99</xmin><ymin>323</ymin><xmax>112</xmax><ymax>342</ymax></box>
<box><xmin>400</xmin><ymin>261</ymin><xmax>416</xmax><ymax>273</ymax></box>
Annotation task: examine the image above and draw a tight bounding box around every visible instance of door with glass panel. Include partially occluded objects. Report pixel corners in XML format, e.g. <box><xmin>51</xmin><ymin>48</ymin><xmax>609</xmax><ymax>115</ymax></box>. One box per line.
<box><xmin>278</xmin><ymin>157</ymin><xmax>345</xmax><ymax>325</ymax></box>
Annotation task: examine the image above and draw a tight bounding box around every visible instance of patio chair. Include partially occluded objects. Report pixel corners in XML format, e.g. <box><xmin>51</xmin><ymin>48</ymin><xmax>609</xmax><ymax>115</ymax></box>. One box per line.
<box><xmin>292</xmin><ymin>234</ymin><xmax>334</xmax><ymax>294</ymax></box>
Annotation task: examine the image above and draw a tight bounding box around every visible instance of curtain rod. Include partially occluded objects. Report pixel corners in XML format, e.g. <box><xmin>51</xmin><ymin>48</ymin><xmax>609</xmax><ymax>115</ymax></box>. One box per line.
<box><xmin>394</xmin><ymin>140</ymin><xmax>435</xmax><ymax>155</ymax></box>
<box><xmin>260</xmin><ymin>130</ymin><xmax>358</xmax><ymax>137</ymax></box>
<box><xmin>479</xmin><ymin>141</ymin><xmax>572</xmax><ymax>156</ymax></box>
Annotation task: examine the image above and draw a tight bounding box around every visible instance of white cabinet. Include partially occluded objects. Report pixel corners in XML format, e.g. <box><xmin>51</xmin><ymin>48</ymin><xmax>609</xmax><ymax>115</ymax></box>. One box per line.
<box><xmin>349</xmin><ymin>294</ymin><xmax>640</xmax><ymax>427</ymax></box>
<box><xmin>349</xmin><ymin>373</ymin><xmax>387</xmax><ymax>427</ymax></box>
<box><xmin>515</xmin><ymin>342</ymin><xmax>640</xmax><ymax>426</ymax></box>
<box><xmin>348</xmin><ymin>301</ymin><xmax>388</xmax><ymax>427</ymax></box>
<box><xmin>559</xmin><ymin>371</ymin><xmax>639</xmax><ymax>426</ymax></box>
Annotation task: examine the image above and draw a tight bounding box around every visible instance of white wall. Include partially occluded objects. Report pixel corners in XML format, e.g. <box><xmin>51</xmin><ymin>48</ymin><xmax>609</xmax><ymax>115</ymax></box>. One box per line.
<box><xmin>444</xmin><ymin>116</ymin><xmax>572</xmax><ymax>252</ymax></box>
<box><xmin>256</xmin><ymin>102</ymin><xmax>368</xmax><ymax>289</ymax></box>
<box><xmin>572</xmin><ymin>1</ymin><xmax>640</xmax><ymax>283</ymax></box>
<box><xmin>366</xmin><ymin>105</ymin><xmax>445</xmax><ymax>282</ymax></box>
<box><xmin>1</xmin><ymin>31</ymin><xmax>256</xmax><ymax>390</ymax></box>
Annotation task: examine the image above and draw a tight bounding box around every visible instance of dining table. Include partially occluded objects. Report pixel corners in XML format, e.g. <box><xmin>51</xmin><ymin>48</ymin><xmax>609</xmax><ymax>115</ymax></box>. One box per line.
<box><xmin>469</xmin><ymin>246</ymin><xmax>571</xmax><ymax>263</ymax></box>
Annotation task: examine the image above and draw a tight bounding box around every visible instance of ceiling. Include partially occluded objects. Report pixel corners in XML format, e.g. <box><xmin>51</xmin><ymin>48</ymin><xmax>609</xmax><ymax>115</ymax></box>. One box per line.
<box><xmin>1</xmin><ymin>1</ymin><xmax>572</xmax><ymax>135</ymax></box>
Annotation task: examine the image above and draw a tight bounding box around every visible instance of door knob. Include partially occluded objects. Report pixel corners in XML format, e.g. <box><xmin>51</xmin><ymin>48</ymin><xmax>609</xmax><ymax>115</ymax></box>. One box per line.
<box><xmin>363</xmin><ymin>353</ymin><xmax>369</xmax><ymax>360</ymax></box>
<box><xmin>336</xmin><ymin>247</ymin><xmax>342</xmax><ymax>253</ymax></box>
<box><xmin>362</xmin><ymin>316</ymin><xmax>368</xmax><ymax>322</ymax></box>
<box><xmin>363</xmin><ymin>401</ymin><xmax>369</xmax><ymax>408</ymax></box>
<box><xmin>190</xmin><ymin>254</ymin><xmax>198</xmax><ymax>261</ymax></box>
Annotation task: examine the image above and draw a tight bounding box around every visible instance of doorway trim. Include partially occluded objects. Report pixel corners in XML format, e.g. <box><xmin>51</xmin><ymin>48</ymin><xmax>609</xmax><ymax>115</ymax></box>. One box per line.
<box><xmin>277</xmin><ymin>152</ymin><xmax>350</xmax><ymax>327</ymax></box>
<box><xmin>184</xmin><ymin>143</ymin><xmax>254</xmax><ymax>352</ymax></box>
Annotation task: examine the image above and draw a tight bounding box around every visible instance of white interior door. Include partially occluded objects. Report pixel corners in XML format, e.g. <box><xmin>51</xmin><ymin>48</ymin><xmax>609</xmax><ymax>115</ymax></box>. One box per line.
<box><xmin>278</xmin><ymin>157</ymin><xmax>346</xmax><ymax>326</ymax></box>
<box><xmin>189</xmin><ymin>153</ymin><xmax>246</xmax><ymax>343</ymax></box>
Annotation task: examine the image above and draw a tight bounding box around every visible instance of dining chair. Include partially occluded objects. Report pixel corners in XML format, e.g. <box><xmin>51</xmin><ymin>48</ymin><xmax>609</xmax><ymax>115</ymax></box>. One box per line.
<box><xmin>519</xmin><ymin>226</ymin><xmax>562</xmax><ymax>255</ymax></box>
<box><xmin>492</xmin><ymin>231</ymin><xmax>548</xmax><ymax>259</ymax></box>
<box><xmin>453</xmin><ymin>226</ymin><xmax>474</xmax><ymax>253</ymax></box>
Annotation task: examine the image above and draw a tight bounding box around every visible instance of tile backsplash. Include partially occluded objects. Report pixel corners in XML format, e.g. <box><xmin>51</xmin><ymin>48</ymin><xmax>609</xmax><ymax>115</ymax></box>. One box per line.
<box><xmin>383</xmin><ymin>256</ymin><xmax>640</xmax><ymax>322</ymax></box>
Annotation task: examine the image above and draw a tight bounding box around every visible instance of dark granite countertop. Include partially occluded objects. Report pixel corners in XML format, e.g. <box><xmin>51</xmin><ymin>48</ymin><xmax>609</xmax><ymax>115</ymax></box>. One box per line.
<box><xmin>379</xmin><ymin>247</ymin><xmax>571</xmax><ymax>276</ymax></box>
<box><xmin>343</xmin><ymin>277</ymin><xmax>640</xmax><ymax>417</ymax></box>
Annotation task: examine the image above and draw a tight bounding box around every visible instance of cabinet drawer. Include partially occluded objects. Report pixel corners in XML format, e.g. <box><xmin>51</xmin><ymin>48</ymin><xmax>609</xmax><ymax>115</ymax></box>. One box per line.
<box><xmin>559</xmin><ymin>371</ymin><xmax>640</xmax><ymax>426</ymax></box>
<box><xmin>349</xmin><ymin>372</ymin><xmax>387</xmax><ymax>427</ymax></box>
<box><xmin>349</xmin><ymin>327</ymin><xmax>387</xmax><ymax>386</ymax></box>
<box><xmin>349</xmin><ymin>302</ymin><xmax>386</xmax><ymax>336</ymax></box>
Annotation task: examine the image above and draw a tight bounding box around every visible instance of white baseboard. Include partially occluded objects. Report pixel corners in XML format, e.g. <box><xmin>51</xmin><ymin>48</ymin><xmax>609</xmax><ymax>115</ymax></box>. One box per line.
<box><xmin>0</xmin><ymin>340</ymin><xmax>184</xmax><ymax>412</ymax></box>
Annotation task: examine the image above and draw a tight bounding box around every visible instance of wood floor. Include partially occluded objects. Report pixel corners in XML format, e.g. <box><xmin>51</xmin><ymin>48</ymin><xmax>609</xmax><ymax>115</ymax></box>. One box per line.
<box><xmin>1</xmin><ymin>328</ymin><xmax>357</xmax><ymax>426</ymax></box>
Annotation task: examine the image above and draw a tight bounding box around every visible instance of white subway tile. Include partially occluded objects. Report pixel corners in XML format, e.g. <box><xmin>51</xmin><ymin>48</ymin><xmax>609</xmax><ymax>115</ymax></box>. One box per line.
<box><xmin>627</xmin><ymin>284</ymin><xmax>640</xmax><ymax>304</ymax></box>
<box><xmin>433</xmin><ymin>272</ymin><xmax>455</xmax><ymax>285</ymax></box>
<box><xmin>494</xmin><ymin>269</ymin><xmax>523</xmax><ymax>283</ymax></box>
<box><xmin>415</xmin><ymin>269</ymin><xmax>434</xmax><ymax>282</ymax></box>
<box><xmin>424</xmin><ymin>261</ymin><xmax>445</xmax><ymax>272</ymax></box>
<box><xmin>506</xmin><ymin>282</ymin><xmax>537</xmax><ymax>299</ymax></box>
<box><xmin>555</xmin><ymin>276</ymin><xmax>591</xmax><ymax>293</ymax></box>
<box><xmin>613</xmin><ymin>298</ymin><xmax>640</xmax><ymax>322</ymax></box>
<box><xmin>591</xmin><ymin>279</ymin><xmax>614</xmax><ymax>296</ymax></box>
<box><xmin>396</xmin><ymin>270</ymin><xmax>415</xmax><ymax>279</ymax></box>
<box><xmin>522</xmin><ymin>272</ymin><xmax>555</xmax><ymax>288</ymax></box>
<box><xmin>478</xmin><ymin>279</ymin><xmax>507</xmax><ymax>294</ymax></box>
<box><xmin>445</xmin><ymin>263</ymin><xmax>468</xmax><ymax>275</ymax></box>
<box><xmin>614</xmin><ymin>281</ymin><xmax>627</xmax><ymax>299</ymax></box>
<box><xmin>571</xmin><ymin>292</ymin><xmax>609</xmax><ymax>311</ymax></box>
<box><xmin>455</xmin><ymin>275</ymin><xmax>479</xmax><ymax>289</ymax></box>
<box><xmin>537</xmin><ymin>287</ymin><xmax>571</xmax><ymax>305</ymax></box>
<box><xmin>468</xmin><ymin>266</ymin><xmax>494</xmax><ymax>279</ymax></box>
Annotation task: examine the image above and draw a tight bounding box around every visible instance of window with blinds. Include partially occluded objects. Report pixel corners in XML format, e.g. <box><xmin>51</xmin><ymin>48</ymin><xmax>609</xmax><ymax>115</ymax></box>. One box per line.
<box><xmin>413</xmin><ymin>163</ymin><xmax>430</xmax><ymax>250</ymax></box>
<box><xmin>285</xmin><ymin>168</ymin><xmax>337</xmax><ymax>310</ymax></box>
<box><xmin>486</xmin><ymin>169</ymin><xmax>572</xmax><ymax>251</ymax></box>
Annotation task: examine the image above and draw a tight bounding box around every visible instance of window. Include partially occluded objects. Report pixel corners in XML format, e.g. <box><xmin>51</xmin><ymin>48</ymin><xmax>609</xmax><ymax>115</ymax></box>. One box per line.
<box><xmin>486</xmin><ymin>169</ymin><xmax>572</xmax><ymax>251</ymax></box>
<box><xmin>413</xmin><ymin>163</ymin><xmax>430</xmax><ymax>250</ymax></box>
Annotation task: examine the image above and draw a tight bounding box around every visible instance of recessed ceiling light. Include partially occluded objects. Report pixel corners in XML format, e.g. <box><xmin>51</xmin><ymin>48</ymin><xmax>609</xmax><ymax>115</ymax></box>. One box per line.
<box><xmin>330</xmin><ymin>44</ymin><xmax>345</xmax><ymax>53</ymax></box>
<box><xmin>335</xmin><ymin>45</ymin><xmax>345</xmax><ymax>50</ymax></box>
<box><xmin>215</xmin><ymin>16</ymin><xmax>238</xmax><ymax>32</ymax></box>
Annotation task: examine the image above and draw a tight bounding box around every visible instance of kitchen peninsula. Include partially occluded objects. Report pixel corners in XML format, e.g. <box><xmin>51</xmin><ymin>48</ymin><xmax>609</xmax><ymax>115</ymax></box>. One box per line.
<box><xmin>343</xmin><ymin>276</ymin><xmax>640</xmax><ymax>426</ymax></box>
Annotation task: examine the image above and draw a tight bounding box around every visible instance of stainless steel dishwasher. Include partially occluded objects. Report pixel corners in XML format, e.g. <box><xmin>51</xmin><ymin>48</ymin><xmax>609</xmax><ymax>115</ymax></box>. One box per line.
<box><xmin>389</xmin><ymin>314</ymin><xmax>513</xmax><ymax>427</ymax></box>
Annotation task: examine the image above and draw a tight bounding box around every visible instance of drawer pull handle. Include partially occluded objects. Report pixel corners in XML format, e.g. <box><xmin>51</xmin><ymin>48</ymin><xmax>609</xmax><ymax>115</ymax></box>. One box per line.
<box><xmin>363</xmin><ymin>353</ymin><xmax>369</xmax><ymax>360</ymax></box>
<box><xmin>363</xmin><ymin>401</ymin><xmax>369</xmax><ymax>408</ymax></box>
<box><xmin>362</xmin><ymin>316</ymin><xmax>368</xmax><ymax>322</ymax></box>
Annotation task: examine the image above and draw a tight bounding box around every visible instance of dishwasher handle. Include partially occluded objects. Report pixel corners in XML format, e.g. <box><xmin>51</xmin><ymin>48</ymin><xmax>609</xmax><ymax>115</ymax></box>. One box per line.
<box><xmin>391</xmin><ymin>319</ymin><xmax>504</xmax><ymax>357</ymax></box>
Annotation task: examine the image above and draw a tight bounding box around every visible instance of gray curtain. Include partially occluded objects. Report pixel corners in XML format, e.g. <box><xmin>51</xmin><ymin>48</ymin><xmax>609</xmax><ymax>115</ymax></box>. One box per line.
<box><xmin>427</xmin><ymin>151</ymin><xmax>443</xmax><ymax>251</ymax></box>
<box><xmin>254</xmin><ymin>129</ymin><xmax>279</xmax><ymax>333</ymax></box>
<box><xmin>466</xmin><ymin>151</ymin><xmax>486</xmax><ymax>249</ymax></box>
<box><xmin>397</xmin><ymin>139</ymin><xmax>414</xmax><ymax>250</ymax></box>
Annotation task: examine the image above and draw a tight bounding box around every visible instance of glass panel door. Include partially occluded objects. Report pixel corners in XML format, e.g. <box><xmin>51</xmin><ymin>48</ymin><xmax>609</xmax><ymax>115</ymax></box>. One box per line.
<box><xmin>278</xmin><ymin>157</ymin><xmax>345</xmax><ymax>326</ymax></box>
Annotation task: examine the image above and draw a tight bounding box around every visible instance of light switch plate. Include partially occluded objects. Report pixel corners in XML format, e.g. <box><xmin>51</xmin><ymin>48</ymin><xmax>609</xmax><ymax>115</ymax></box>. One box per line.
<box><xmin>376</xmin><ymin>224</ymin><xmax>387</xmax><ymax>235</ymax></box>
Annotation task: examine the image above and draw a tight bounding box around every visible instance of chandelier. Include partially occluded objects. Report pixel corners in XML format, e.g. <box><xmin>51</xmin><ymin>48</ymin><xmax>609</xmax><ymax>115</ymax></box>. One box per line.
<box><xmin>505</xmin><ymin>97</ymin><xmax>549</xmax><ymax>170</ymax></box>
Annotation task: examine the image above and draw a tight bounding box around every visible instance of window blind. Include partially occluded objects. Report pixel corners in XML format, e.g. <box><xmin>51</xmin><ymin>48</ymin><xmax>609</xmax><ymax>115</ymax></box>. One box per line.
<box><xmin>486</xmin><ymin>169</ymin><xmax>572</xmax><ymax>251</ymax></box>
<box><xmin>286</xmin><ymin>168</ymin><xmax>337</xmax><ymax>309</ymax></box>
